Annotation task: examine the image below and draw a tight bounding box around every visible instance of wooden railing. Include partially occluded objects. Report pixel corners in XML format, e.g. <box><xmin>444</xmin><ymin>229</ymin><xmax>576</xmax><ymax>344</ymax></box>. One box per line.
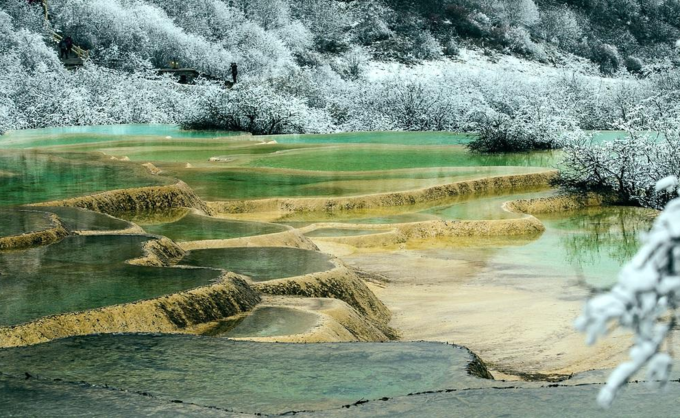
<box><xmin>52</xmin><ymin>32</ymin><xmax>90</xmax><ymax>60</ymax></box>
<box><xmin>40</xmin><ymin>0</ymin><xmax>90</xmax><ymax>61</ymax></box>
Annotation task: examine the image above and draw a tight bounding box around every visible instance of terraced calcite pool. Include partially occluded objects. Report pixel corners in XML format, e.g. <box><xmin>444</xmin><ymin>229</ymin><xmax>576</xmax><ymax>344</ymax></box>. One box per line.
<box><xmin>0</xmin><ymin>209</ymin><xmax>54</xmax><ymax>238</ymax></box>
<box><xmin>278</xmin><ymin>186</ymin><xmax>555</xmax><ymax>225</ymax></box>
<box><xmin>163</xmin><ymin>166</ymin><xmax>547</xmax><ymax>200</ymax></box>
<box><xmin>38</xmin><ymin>206</ymin><xmax>134</xmax><ymax>232</ymax></box>
<box><xmin>0</xmin><ymin>124</ymin><xmax>661</xmax><ymax>415</ymax></box>
<box><xmin>0</xmin><ymin>151</ymin><xmax>169</xmax><ymax>207</ymax></box>
<box><xmin>220</xmin><ymin>306</ymin><xmax>319</xmax><ymax>338</ymax></box>
<box><xmin>0</xmin><ymin>334</ymin><xmax>486</xmax><ymax>414</ymax></box>
<box><xmin>0</xmin><ymin>235</ymin><xmax>221</xmax><ymax>326</ymax></box>
<box><xmin>305</xmin><ymin>228</ymin><xmax>389</xmax><ymax>237</ymax></box>
<box><xmin>180</xmin><ymin>247</ymin><xmax>336</xmax><ymax>281</ymax></box>
<box><xmin>142</xmin><ymin>211</ymin><xmax>287</xmax><ymax>242</ymax></box>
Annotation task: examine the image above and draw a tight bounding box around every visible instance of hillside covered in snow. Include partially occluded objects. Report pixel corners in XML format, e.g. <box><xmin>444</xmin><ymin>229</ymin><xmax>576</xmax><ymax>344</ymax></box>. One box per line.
<box><xmin>1</xmin><ymin>0</ymin><xmax>678</xmax><ymax>135</ymax></box>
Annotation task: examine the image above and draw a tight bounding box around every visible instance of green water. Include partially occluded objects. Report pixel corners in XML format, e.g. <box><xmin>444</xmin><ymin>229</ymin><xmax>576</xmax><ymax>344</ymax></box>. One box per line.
<box><xmin>165</xmin><ymin>166</ymin><xmax>546</xmax><ymax>200</ymax></box>
<box><xmin>430</xmin><ymin>206</ymin><xmax>654</xmax><ymax>290</ymax></box>
<box><xmin>0</xmin><ymin>334</ymin><xmax>482</xmax><ymax>414</ymax></box>
<box><xmin>82</xmin><ymin>142</ymin><xmax>308</xmax><ymax>163</ymax></box>
<box><xmin>0</xmin><ymin>209</ymin><xmax>53</xmax><ymax>237</ymax></box>
<box><xmin>223</xmin><ymin>307</ymin><xmax>319</xmax><ymax>338</ymax></box>
<box><xmin>40</xmin><ymin>207</ymin><xmax>133</xmax><ymax>232</ymax></box>
<box><xmin>0</xmin><ymin>235</ymin><xmax>221</xmax><ymax>326</ymax></box>
<box><xmin>272</xmin><ymin>131</ymin><xmax>475</xmax><ymax>145</ymax></box>
<box><xmin>0</xmin><ymin>151</ymin><xmax>169</xmax><ymax>207</ymax></box>
<box><xmin>247</xmin><ymin>145</ymin><xmax>558</xmax><ymax>171</ymax></box>
<box><xmin>305</xmin><ymin>228</ymin><xmax>388</xmax><ymax>237</ymax></box>
<box><xmin>276</xmin><ymin>187</ymin><xmax>553</xmax><ymax>225</ymax></box>
<box><xmin>421</xmin><ymin>188</ymin><xmax>556</xmax><ymax>221</ymax></box>
<box><xmin>180</xmin><ymin>247</ymin><xmax>335</xmax><ymax>281</ymax></box>
<box><xmin>143</xmin><ymin>213</ymin><xmax>287</xmax><ymax>242</ymax></box>
<box><xmin>0</xmin><ymin>124</ymin><xmax>241</xmax><ymax>149</ymax></box>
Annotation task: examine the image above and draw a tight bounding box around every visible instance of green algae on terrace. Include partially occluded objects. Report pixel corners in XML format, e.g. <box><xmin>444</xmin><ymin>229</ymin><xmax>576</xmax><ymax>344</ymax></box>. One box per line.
<box><xmin>179</xmin><ymin>247</ymin><xmax>336</xmax><ymax>281</ymax></box>
<box><xmin>0</xmin><ymin>334</ymin><xmax>490</xmax><ymax>414</ymax></box>
<box><xmin>142</xmin><ymin>211</ymin><xmax>287</xmax><ymax>242</ymax></box>
<box><xmin>0</xmin><ymin>235</ymin><xmax>221</xmax><ymax>327</ymax></box>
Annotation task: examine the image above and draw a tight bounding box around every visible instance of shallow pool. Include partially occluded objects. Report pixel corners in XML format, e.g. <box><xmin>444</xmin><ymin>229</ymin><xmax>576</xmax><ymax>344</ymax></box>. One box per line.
<box><xmin>0</xmin><ymin>151</ymin><xmax>170</xmax><ymax>207</ymax></box>
<box><xmin>143</xmin><ymin>212</ymin><xmax>287</xmax><ymax>242</ymax></box>
<box><xmin>179</xmin><ymin>247</ymin><xmax>336</xmax><ymax>281</ymax></box>
<box><xmin>0</xmin><ymin>235</ymin><xmax>221</xmax><ymax>326</ymax></box>
<box><xmin>0</xmin><ymin>209</ymin><xmax>54</xmax><ymax>238</ymax></box>
<box><xmin>220</xmin><ymin>306</ymin><xmax>319</xmax><ymax>338</ymax></box>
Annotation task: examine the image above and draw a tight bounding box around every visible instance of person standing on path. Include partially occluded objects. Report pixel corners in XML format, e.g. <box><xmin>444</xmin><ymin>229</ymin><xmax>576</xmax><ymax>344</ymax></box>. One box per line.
<box><xmin>230</xmin><ymin>63</ymin><xmax>238</xmax><ymax>84</ymax></box>
<box><xmin>64</xmin><ymin>36</ymin><xmax>74</xmax><ymax>58</ymax></box>
<box><xmin>58</xmin><ymin>38</ymin><xmax>68</xmax><ymax>59</ymax></box>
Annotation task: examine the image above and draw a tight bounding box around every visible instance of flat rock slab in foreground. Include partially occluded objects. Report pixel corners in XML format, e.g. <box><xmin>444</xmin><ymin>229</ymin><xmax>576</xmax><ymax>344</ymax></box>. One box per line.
<box><xmin>0</xmin><ymin>334</ymin><xmax>488</xmax><ymax>415</ymax></box>
<box><xmin>297</xmin><ymin>382</ymin><xmax>680</xmax><ymax>418</ymax></box>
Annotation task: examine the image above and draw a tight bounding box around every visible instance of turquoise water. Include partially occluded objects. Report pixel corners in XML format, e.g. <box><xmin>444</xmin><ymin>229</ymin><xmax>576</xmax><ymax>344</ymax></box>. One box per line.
<box><xmin>433</xmin><ymin>206</ymin><xmax>654</xmax><ymax>290</ymax></box>
<box><xmin>180</xmin><ymin>247</ymin><xmax>335</xmax><ymax>281</ymax></box>
<box><xmin>0</xmin><ymin>151</ymin><xmax>169</xmax><ymax>207</ymax></box>
<box><xmin>0</xmin><ymin>235</ymin><xmax>221</xmax><ymax>326</ymax></box>
<box><xmin>0</xmin><ymin>125</ymin><xmax>241</xmax><ymax>149</ymax></box>
<box><xmin>273</xmin><ymin>131</ymin><xmax>475</xmax><ymax>145</ymax></box>
<box><xmin>0</xmin><ymin>334</ymin><xmax>482</xmax><ymax>414</ymax></box>
<box><xmin>421</xmin><ymin>188</ymin><xmax>556</xmax><ymax>221</ymax></box>
<box><xmin>143</xmin><ymin>212</ymin><xmax>287</xmax><ymax>242</ymax></box>
<box><xmin>247</xmin><ymin>146</ymin><xmax>558</xmax><ymax>172</ymax></box>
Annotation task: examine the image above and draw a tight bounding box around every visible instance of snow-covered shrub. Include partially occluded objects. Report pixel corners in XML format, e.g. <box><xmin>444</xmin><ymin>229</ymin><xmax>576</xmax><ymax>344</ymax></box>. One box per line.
<box><xmin>556</xmin><ymin>129</ymin><xmax>680</xmax><ymax>209</ymax></box>
<box><xmin>182</xmin><ymin>81</ymin><xmax>324</xmax><ymax>135</ymax></box>
<box><xmin>443</xmin><ymin>38</ymin><xmax>460</xmax><ymax>57</ymax></box>
<box><xmin>624</xmin><ymin>56</ymin><xmax>643</xmax><ymax>73</ymax></box>
<box><xmin>352</xmin><ymin>0</ymin><xmax>393</xmax><ymax>45</ymax></box>
<box><xmin>467</xmin><ymin>107</ymin><xmax>570</xmax><ymax>153</ymax></box>
<box><xmin>334</xmin><ymin>47</ymin><xmax>370</xmax><ymax>80</ymax></box>
<box><xmin>576</xmin><ymin>176</ymin><xmax>680</xmax><ymax>407</ymax></box>
<box><xmin>506</xmin><ymin>26</ymin><xmax>548</xmax><ymax>61</ymax></box>
<box><xmin>593</xmin><ymin>43</ymin><xmax>623</xmax><ymax>75</ymax></box>
<box><xmin>2</xmin><ymin>0</ymin><xmax>45</xmax><ymax>34</ymax></box>
<box><xmin>501</xmin><ymin>0</ymin><xmax>540</xmax><ymax>28</ymax></box>
<box><xmin>538</xmin><ymin>5</ymin><xmax>582</xmax><ymax>51</ymax></box>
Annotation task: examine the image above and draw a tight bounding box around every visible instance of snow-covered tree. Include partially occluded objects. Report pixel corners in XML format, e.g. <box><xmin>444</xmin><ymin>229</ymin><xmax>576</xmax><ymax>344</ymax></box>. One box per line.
<box><xmin>576</xmin><ymin>176</ymin><xmax>680</xmax><ymax>407</ymax></box>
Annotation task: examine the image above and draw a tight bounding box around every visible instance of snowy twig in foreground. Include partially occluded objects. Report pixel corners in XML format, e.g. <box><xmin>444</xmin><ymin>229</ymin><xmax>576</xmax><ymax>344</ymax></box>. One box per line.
<box><xmin>575</xmin><ymin>176</ymin><xmax>680</xmax><ymax>407</ymax></box>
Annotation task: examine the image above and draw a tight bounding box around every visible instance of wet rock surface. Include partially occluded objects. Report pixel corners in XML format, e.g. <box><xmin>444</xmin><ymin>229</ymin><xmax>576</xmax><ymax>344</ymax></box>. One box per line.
<box><xmin>0</xmin><ymin>334</ymin><xmax>491</xmax><ymax>415</ymax></box>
